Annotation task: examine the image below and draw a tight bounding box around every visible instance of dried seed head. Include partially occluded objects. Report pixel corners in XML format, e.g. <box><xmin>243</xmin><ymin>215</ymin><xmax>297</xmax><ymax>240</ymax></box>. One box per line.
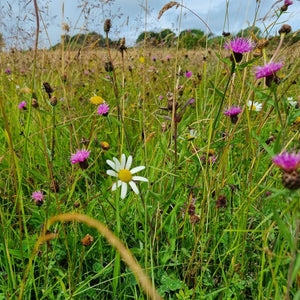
<box><xmin>282</xmin><ymin>170</ymin><xmax>300</xmax><ymax>190</ymax></box>
<box><xmin>257</xmin><ymin>39</ymin><xmax>269</xmax><ymax>49</ymax></box>
<box><xmin>43</xmin><ymin>82</ymin><xmax>54</xmax><ymax>98</ymax></box>
<box><xmin>100</xmin><ymin>141</ymin><xmax>110</xmax><ymax>150</ymax></box>
<box><xmin>279</xmin><ymin>24</ymin><xmax>292</xmax><ymax>35</ymax></box>
<box><xmin>253</xmin><ymin>48</ymin><xmax>262</xmax><ymax>58</ymax></box>
<box><xmin>51</xmin><ymin>180</ymin><xmax>60</xmax><ymax>193</ymax></box>
<box><xmin>158</xmin><ymin>1</ymin><xmax>180</xmax><ymax>20</ymax></box>
<box><xmin>81</xmin><ymin>234</ymin><xmax>94</xmax><ymax>246</ymax></box>
<box><xmin>50</xmin><ymin>96</ymin><xmax>57</xmax><ymax>106</ymax></box>
<box><xmin>216</xmin><ymin>195</ymin><xmax>228</xmax><ymax>209</ymax></box>
<box><xmin>74</xmin><ymin>201</ymin><xmax>80</xmax><ymax>208</ymax></box>
<box><xmin>104</xmin><ymin>19</ymin><xmax>112</xmax><ymax>34</ymax></box>
<box><xmin>80</xmin><ymin>137</ymin><xmax>90</xmax><ymax>146</ymax></box>
<box><xmin>32</xmin><ymin>98</ymin><xmax>39</xmax><ymax>108</ymax></box>
<box><xmin>189</xmin><ymin>214</ymin><xmax>200</xmax><ymax>224</ymax></box>
<box><xmin>105</xmin><ymin>61</ymin><xmax>113</xmax><ymax>72</ymax></box>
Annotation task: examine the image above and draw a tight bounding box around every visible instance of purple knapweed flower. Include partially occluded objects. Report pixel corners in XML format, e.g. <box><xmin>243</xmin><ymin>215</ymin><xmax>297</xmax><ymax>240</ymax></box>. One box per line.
<box><xmin>105</xmin><ymin>75</ymin><xmax>110</xmax><ymax>79</ymax></box>
<box><xmin>84</xmin><ymin>70</ymin><xmax>89</xmax><ymax>75</ymax></box>
<box><xmin>5</xmin><ymin>68</ymin><xmax>12</xmax><ymax>75</ymax></box>
<box><xmin>166</xmin><ymin>55</ymin><xmax>171</xmax><ymax>61</ymax></box>
<box><xmin>190</xmin><ymin>98</ymin><xmax>195</xmax><ymax>104</ymax></box>
<box><xmin>284</xmin><ymin>0</ymin><xmax>293</xmax><ymax>5</ymax></box>
<box><xmin>32</xmin><ymin>190</ymin><xmax>44</xmax><ymax>206</ymax></box>
<box><xmin>158</xmin><ymin>95</ymin><xmax>163</xmax><ymax>100</ymax></box>
<box><xmin>18</xmin><ymin>101</ymin><xmax>27</xmax><ymax>109</ymax></box>
<box><xmin>254</xmin><ymin>62</ymin><xmax>283</xmax><ymax>80</ymax></box>
<box><xmin>97</xmin><ymin>103</ymin><xmax>110</xmax><ymax>116</ymax></box>
<box><xmin>224</xmin><ymin>106</ymin><xmax>242</xmax><ymax>116</ymax></box>
<box><xmin>185</xmin><ymin>71</ymin><xmax>192</xmax><ymax>78</ymax></box>
<box><xmin>152</xmin><ymin>56</ymin><xmax>156</xmax><ymax>61</ymax></box>
<box><xmin>224</xmin><ymin>37</ymin><xmax>255</xmax><ymax>54</ymax></box>
<box><xmin>71</xmin><ymin>149</ymin><xmax>91</xmax><ymax>165</ymax></box>
<box><xmin>272</xmin><ymin>152</ymin><xmax>300</xmax><ymax>172</ymax></box>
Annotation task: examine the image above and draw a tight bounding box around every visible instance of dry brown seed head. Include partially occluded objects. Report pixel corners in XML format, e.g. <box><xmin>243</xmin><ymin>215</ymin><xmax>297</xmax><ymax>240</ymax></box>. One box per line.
<box><xmin>81</xmin><ymin>234</ymin><xmax>94</xmax><ymax>246</ymax></box>
<box><xmin>104</xmin><ymin>19</ymin><xmax>112</xmax><ymax>34</ymax></box>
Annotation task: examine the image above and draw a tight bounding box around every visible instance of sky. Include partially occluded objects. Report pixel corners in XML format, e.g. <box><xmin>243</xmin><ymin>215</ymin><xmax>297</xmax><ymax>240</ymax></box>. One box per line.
<box><xmin>1</xmin><ymin>0</ymin><xmax>300</xmax><ymax>48</ymax></box>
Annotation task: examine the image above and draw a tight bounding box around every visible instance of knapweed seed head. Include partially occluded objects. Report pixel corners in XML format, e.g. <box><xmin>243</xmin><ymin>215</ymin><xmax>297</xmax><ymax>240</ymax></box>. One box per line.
<box><xmin>104</xmin><ymin>19</ymin><xmax>112</xmax><ymax>34</ymax></box>
<box><xmin>272</xmin><ymin>152</ymin><xmax>300</xmax><ymax>173</ymax></box>
<box><xmin>81</xmin><ymin>234</ymin><xmax>94</xmax><ymax>247</ymax></box>
<box><xmin>97</xmin><ymin>103</ymin><xmax>109</xmax><ymax>116</ymax></box>
<box><xmin>106</xmin><ymin>154</ymin><xmax>148</xmax><ymax>199</ymax></box>
<box><xmin>279</xmin><ymin>24</ymin><xmax>292</xmax><ymax>35</ymax></box>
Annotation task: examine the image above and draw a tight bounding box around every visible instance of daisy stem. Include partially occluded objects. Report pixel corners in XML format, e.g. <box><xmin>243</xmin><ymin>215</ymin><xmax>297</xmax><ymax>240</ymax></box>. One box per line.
<box><xmin>272</xmin><ymin>86</ymin><xmax>285</xmax><ymax>138</ymax></box>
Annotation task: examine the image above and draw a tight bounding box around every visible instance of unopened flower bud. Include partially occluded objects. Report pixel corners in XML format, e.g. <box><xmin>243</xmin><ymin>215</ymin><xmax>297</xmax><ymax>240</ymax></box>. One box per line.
<box><xmin>279</xmin><ymin>24</ymin><xmax>292</xmax><ymax>35</ymax></box>
<box><xmin>104</xmin><ymin>19</ymin><xmax>111</xmax><ymax>34</ymax></box>
<box><xmin>50</xmin><ymin>96</ymin><xmax>57</xmax><ymax>106</ymax></box>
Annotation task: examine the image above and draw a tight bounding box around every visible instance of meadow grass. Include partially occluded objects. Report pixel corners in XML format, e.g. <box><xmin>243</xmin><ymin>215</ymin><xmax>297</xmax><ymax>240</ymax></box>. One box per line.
<box><xmin>0</xmin><ymin>1</ymin><xmax>300</xmax><ymax>299</ymax></box>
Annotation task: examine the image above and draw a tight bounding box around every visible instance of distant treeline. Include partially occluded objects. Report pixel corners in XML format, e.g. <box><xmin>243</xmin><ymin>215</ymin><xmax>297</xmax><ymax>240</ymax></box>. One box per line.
<box><xmin>46</xmin><ymin>27</ymin><xmax>300</xmax><ymax>50</ymax></box>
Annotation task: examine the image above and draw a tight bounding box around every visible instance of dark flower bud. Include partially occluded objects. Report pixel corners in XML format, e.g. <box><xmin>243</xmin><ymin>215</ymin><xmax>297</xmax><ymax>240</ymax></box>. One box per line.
<box><xmin>104</xmin><ymin>19</ymin><xmax>112</xmax><ymax>34</ymax></box>
<box><xmin>43</xmin><ymin>82</ymin><xmax>54</xmax><ymax>98</ymax></box>
<box><xmin>81</xmin><ymin>234</ymin><xmax>94</xmax><ymax>246</ymax></box>
<box><xmin>279</xmin><ymin>24</ymin><xmax>292</xmax><ymax>35</ymax></box>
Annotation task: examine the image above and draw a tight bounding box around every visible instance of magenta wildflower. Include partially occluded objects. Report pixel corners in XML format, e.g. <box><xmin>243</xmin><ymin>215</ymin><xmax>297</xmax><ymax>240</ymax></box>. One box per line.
<box><xmin>190</xmin><ymin>98</ymin><xmax>195</xmax><ymax>104</ymax></box>
<box><xmin>284</xmin><ymin>0</ymin><xmax>293</xmax><ymax>5</ymax></box>
<box><xmin>272</xmin><ymin>152</ymin><xmax>300</xmax><ymax>172</ymax></box>
<box><xmin>5</xmin><ymin>68</ymin><xmax>12</xmax><ymax>75</ymax></box>
<box><xmin>158</xmin><ymin>95</ymin><xmax>163</xmax><ymax>100</ymax></box>
<box><xmin>254</xmin><ymin>62</ymin><xmax>283</xmax><ymax>79</ymax></box>
<box><xmin>166</xmin><ymin>55</ymin><xmax>171</xmax><ymax>61</ymax></box>
<box><xmin>18</xmin><ymin>101</ymin><xmax>27</xmax><ymax>109</ymax></box>
<box><xmin>254</xmin><ymin>61</ymin><xmax>283</xmax><ymax>87</ymax></box>
<box><xmin>71</xmin><ymin>149</ymin><xmax>91</xmax><ymax>169</ymax></box>
<box><xmin>97</xmin><ymin>103</ymin><xmax>110</xmax><ymax>116</ymax></box>
<box><xmin>84</xmin><ymin>70</ymin><xmax>89</xmax><ymax>75</ymax></box>
<box><xmin>32</xmin><ymin>190</ymin><xmax>44</xmax><ymax>206</ymax></box>
<box><xmin>200</xmin><ymin>154</ymin><xmax>216</xmax><ymax>164</ymax></box>
<box><xmin>225</xmin><ymin>37</ymin><xmax>255</xmax><ymax>62</ymax></box>
<box><xmin>185</xmin><ymin>71</ymin><xmax>192</xmax><ymax>78</ymax></box>
<box><xmin>152</xmin><ymin>56</ymin><xmax>156</xmax><ymax>62</ymax></box>
<box><xmin>224</xmin><ymin>106</ymin><xmax>242</xmax><ymax>124</ymax></box>
<box><xmin>105</xmin><ymin>75</ymin><xmax>110</xmax><ymax>79</ymax></box>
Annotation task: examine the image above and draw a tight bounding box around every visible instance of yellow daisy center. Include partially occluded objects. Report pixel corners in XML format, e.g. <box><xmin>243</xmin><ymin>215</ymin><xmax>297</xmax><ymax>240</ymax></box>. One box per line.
<box><xmin>250</xmin><ymin>105</ymin><xmax>256</xmax><ymax>111</ymax></box>
<box><xmin>90</xmin><ymin>96</ymin><xmax>104</xmax><ymax>105</ymax></box>
<box><xmin>294</xmin><ymin>116</ymin><xmax>300</xmax><ymax>124</ymax></box>
<box><xmin>118</xmin><ymin>169</ymin><xmax>132</xmax><ymax>183</ymax></box>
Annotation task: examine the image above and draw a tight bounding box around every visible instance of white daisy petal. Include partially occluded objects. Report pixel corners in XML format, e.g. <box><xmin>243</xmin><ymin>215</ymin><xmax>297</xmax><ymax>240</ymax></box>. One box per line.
<box><xmin>132</xmin><ymin>176</ymin><xmax>148</xmax><ymax>182</ymax></box>
<box><xmin>130</xmin><ymin>166</ymin><xmax>145</xmax><ymax>174</ymax></box>
<box><xmin>121</xmin><ymin>182</ymin><xmax>127</xmax><ymax>199</ymax></box>
<box><xmin>129</xmin><ymin>181</ymin><xmax>139</xmax><ymax>194</ymax></box>
<box><xmin>125</xmin><ymin>155</ymin><xmax>133</xmax><ymax>170</ymax></box>
<box><xmin>106</xmin><ymin>170</ymin><xmax>118</xmax><ymax>177</ymax></box>
<box><xmin>121</xmin><ymin>154</ymin><xmax>126</xmax><ymax>169</ymax></box>
<box><xmin>112</xmin><ymin>182</ymin><xmax>117</xmax><ymax>191</ymax></box>
<box><xmin>106</xmin><ymin>160</ymin><xmax>116</xmax><ymax>170</ymax></box>
<box><xmin>113</xmin><ymin>157</ymin><xmax>121</xmax><ymax>171</ymax></box>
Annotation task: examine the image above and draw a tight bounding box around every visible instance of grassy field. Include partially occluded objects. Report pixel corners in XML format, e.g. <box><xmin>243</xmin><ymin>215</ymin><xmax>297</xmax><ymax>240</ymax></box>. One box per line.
<box><xmin>1</xmin><ymin>4</ymin><xmax>300</xmax><ymax>299</ymax></box>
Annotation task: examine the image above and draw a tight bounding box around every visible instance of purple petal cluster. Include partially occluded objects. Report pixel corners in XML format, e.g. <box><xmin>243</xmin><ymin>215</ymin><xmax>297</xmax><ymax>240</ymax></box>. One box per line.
<box><xmin>18</xmin><ymin>101</ymin><xmax>27</xmax><ymax>109</ymax></box>
<box><xmin>70</xmin><ymin>150</ymin><xmax>91</xmax><ymax>164</ymax></box>
<box><xmin>31</xmin><ymin>190</ymin><xmax>44</xmax><ymax>201</ymax></box>
<box><xmin>272</xmin><ymin>152</ymin><xmax>300</xmax><ymax>172</ymax></box>
<box><xmin>97</xmin><ymin>103</ymin><xmax>110</xmax><ymax>115</ymax></box>
<box><xmin>284</xmin><ymin>0</ymin><xmax>293</xmax><ymax>5</ymax></box>
<box><xmin>224</xmin><ymin>37</ymin><xmax>255</xmax><ymax>53</ymax></box>
<box><xmin>224</xmin><ymin>106</ymin><xmax>242</xmax><ymax>116</ymax></box>
<box><xmin>254</xmin><ymin>62</ymin><xmax>283</xmax><ymax>79</ymax></box>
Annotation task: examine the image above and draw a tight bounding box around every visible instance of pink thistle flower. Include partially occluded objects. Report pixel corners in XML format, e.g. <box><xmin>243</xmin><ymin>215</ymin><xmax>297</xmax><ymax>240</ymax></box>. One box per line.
<box><xmin>254</xmin><ymin>62</ymin><xmax>283</xmax><ymax>80</ymax></box>
<box><xmin>97</xmin><ymin>103</ymin><xmax>110</xmax><ymax>116</ymax></box>
<box><xmin>70</xmin><ymin>150</ymin><xmax>91</xmax><ymax>170</ymax></box>
<box><xmin>190</xmin><ymin>98</ymin><xmax>195</xmax><ymax>104</ymax></box>
<box><xmin>284</xmin><ymin>0</ymin><xmax>293</xmax><ymax>5</ymax></box>
<box><xmin>18</xmin><ymin>101</ymin><xmax>27</xmax><ymax>109</ymax></box>
<box><xmin>272</xmin><ymin>152</ymin><xmax>300</xmax><ymax>172</ymax></box>
<box><xmin>224</xmin><ymin>37</ymin><xmax>255</xmax><ymax>54</ymax></box>
<box><xmin>158</xmin><ymin>95</ymin><xmax>163</xmax><ymax>100</ymax></box>
<box><xmin>185</xmin><ymin>71</ymin><xmax>192</xmax><ymax>78</ymax></box>
<box><xmin>32</xmin><ymin>190</ymin><xmax>44</xmax><ymax>206</ymax></box>
<box><xmin>224</xmin><ymin>106</ymin><xmax>242</xmax><ymax>116</ymax></box>
<box><xmin>5</xmin><ymin>68</ymin><xmax>12</xmax><ymax>75</ymax></box>
<box><xmin>105</xmin><ymin>75</ymin><xmax>110</xmax><ymax>79</ymax></box>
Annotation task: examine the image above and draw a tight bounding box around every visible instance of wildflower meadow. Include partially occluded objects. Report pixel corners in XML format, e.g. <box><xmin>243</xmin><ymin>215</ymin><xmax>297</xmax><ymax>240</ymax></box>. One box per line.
<box><xmin>0</xmin><ymin>0</ymin><xmax>300</xmax><ymax>299</ymax></box>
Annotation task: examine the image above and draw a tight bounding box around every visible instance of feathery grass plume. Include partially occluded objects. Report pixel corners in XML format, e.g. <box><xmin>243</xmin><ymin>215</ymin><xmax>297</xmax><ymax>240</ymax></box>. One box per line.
<box><xmin>158</xmin><ymin>1</ymin><xmax>180</xmax><ymax>20</ymax></box>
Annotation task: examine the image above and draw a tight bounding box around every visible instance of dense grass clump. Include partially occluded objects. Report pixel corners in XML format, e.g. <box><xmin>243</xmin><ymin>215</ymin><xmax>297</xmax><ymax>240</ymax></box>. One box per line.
<box><xmin>0</xmin><ymin>1</ymin><xmax>300</xmax><ymax>299</ymax></box>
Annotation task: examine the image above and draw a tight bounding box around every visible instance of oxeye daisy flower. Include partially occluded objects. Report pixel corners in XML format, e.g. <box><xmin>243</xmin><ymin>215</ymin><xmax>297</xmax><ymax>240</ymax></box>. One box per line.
<box><xmin>287</xmin><ymin>97</ymin><xmax>297</xmax><ymax>107</ymax></box>
<box><xmin>247</xmin><ymin>100</ymin><xmax>262</xmax><ymax>112</ymax></box>
<box><xmin>272</xmin><ymin>151</ymin><xmax>300</xmax><ymax>189</ymax></box>
<box><xmin>97</xmin><ymin>103</ymin><xmax>109</xmax><ymax>116</ymax></box>
<box><xmin>70</xmin><ymin>149</ymin><xmax>91</xmax><ymax>169</ymax></box>
<box><xmin>106</xmin><ymin>154</ymin><xmax>148</xmax><ymax>199</ymax></box>
<box><xmin>90</xmin><ymin>96</ymin><xmax>104</xmax><ymax>105</ymax></box>
<box><xmin>18</xmin><ymin>101</ymin><xmax>27</xmax><ymax>110</ymax></box>
<box><xmin>224</xmin><ymin>37</ymin><xmax>255</xmax><ymax>62</ymax></box>
<box><xmin>187</xmin><ymin>129</ymin><xmax>198</xmax><ymax>141</ymax></box>
<box><xmin>32</xmin><ymin>190</ymin><xmax>44</xmax><ymax>206</ymax></box>
<box><xmin>224</xmin><ymin>106</ymin><xmax>242</xmax><ymax>123</ymax></box>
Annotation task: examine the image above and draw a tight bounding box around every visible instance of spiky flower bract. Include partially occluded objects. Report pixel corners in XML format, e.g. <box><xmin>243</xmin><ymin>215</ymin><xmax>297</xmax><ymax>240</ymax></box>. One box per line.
<box><xmin>224</xmin><ymin>37</ymin><xmax>255</xmax><ymax>53</ymax></box>
<box><xmin>70</xmin><ymin>149</ymin><xmax>91</xmax><ymax>164</ymax></box>
<box><xmin>254</xmin><ymin>62</ymin><xmax>284</xmax><ymax>79</ymax></box>
<box><xmin>106</xmin><ymin>154</ymin><xmax>148</xmax><ymax>199</ymax></box>
<box><xmin>272</xmin><ymin>152</ymin><xmax>300</xmax><ymax>172</ymax></box>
